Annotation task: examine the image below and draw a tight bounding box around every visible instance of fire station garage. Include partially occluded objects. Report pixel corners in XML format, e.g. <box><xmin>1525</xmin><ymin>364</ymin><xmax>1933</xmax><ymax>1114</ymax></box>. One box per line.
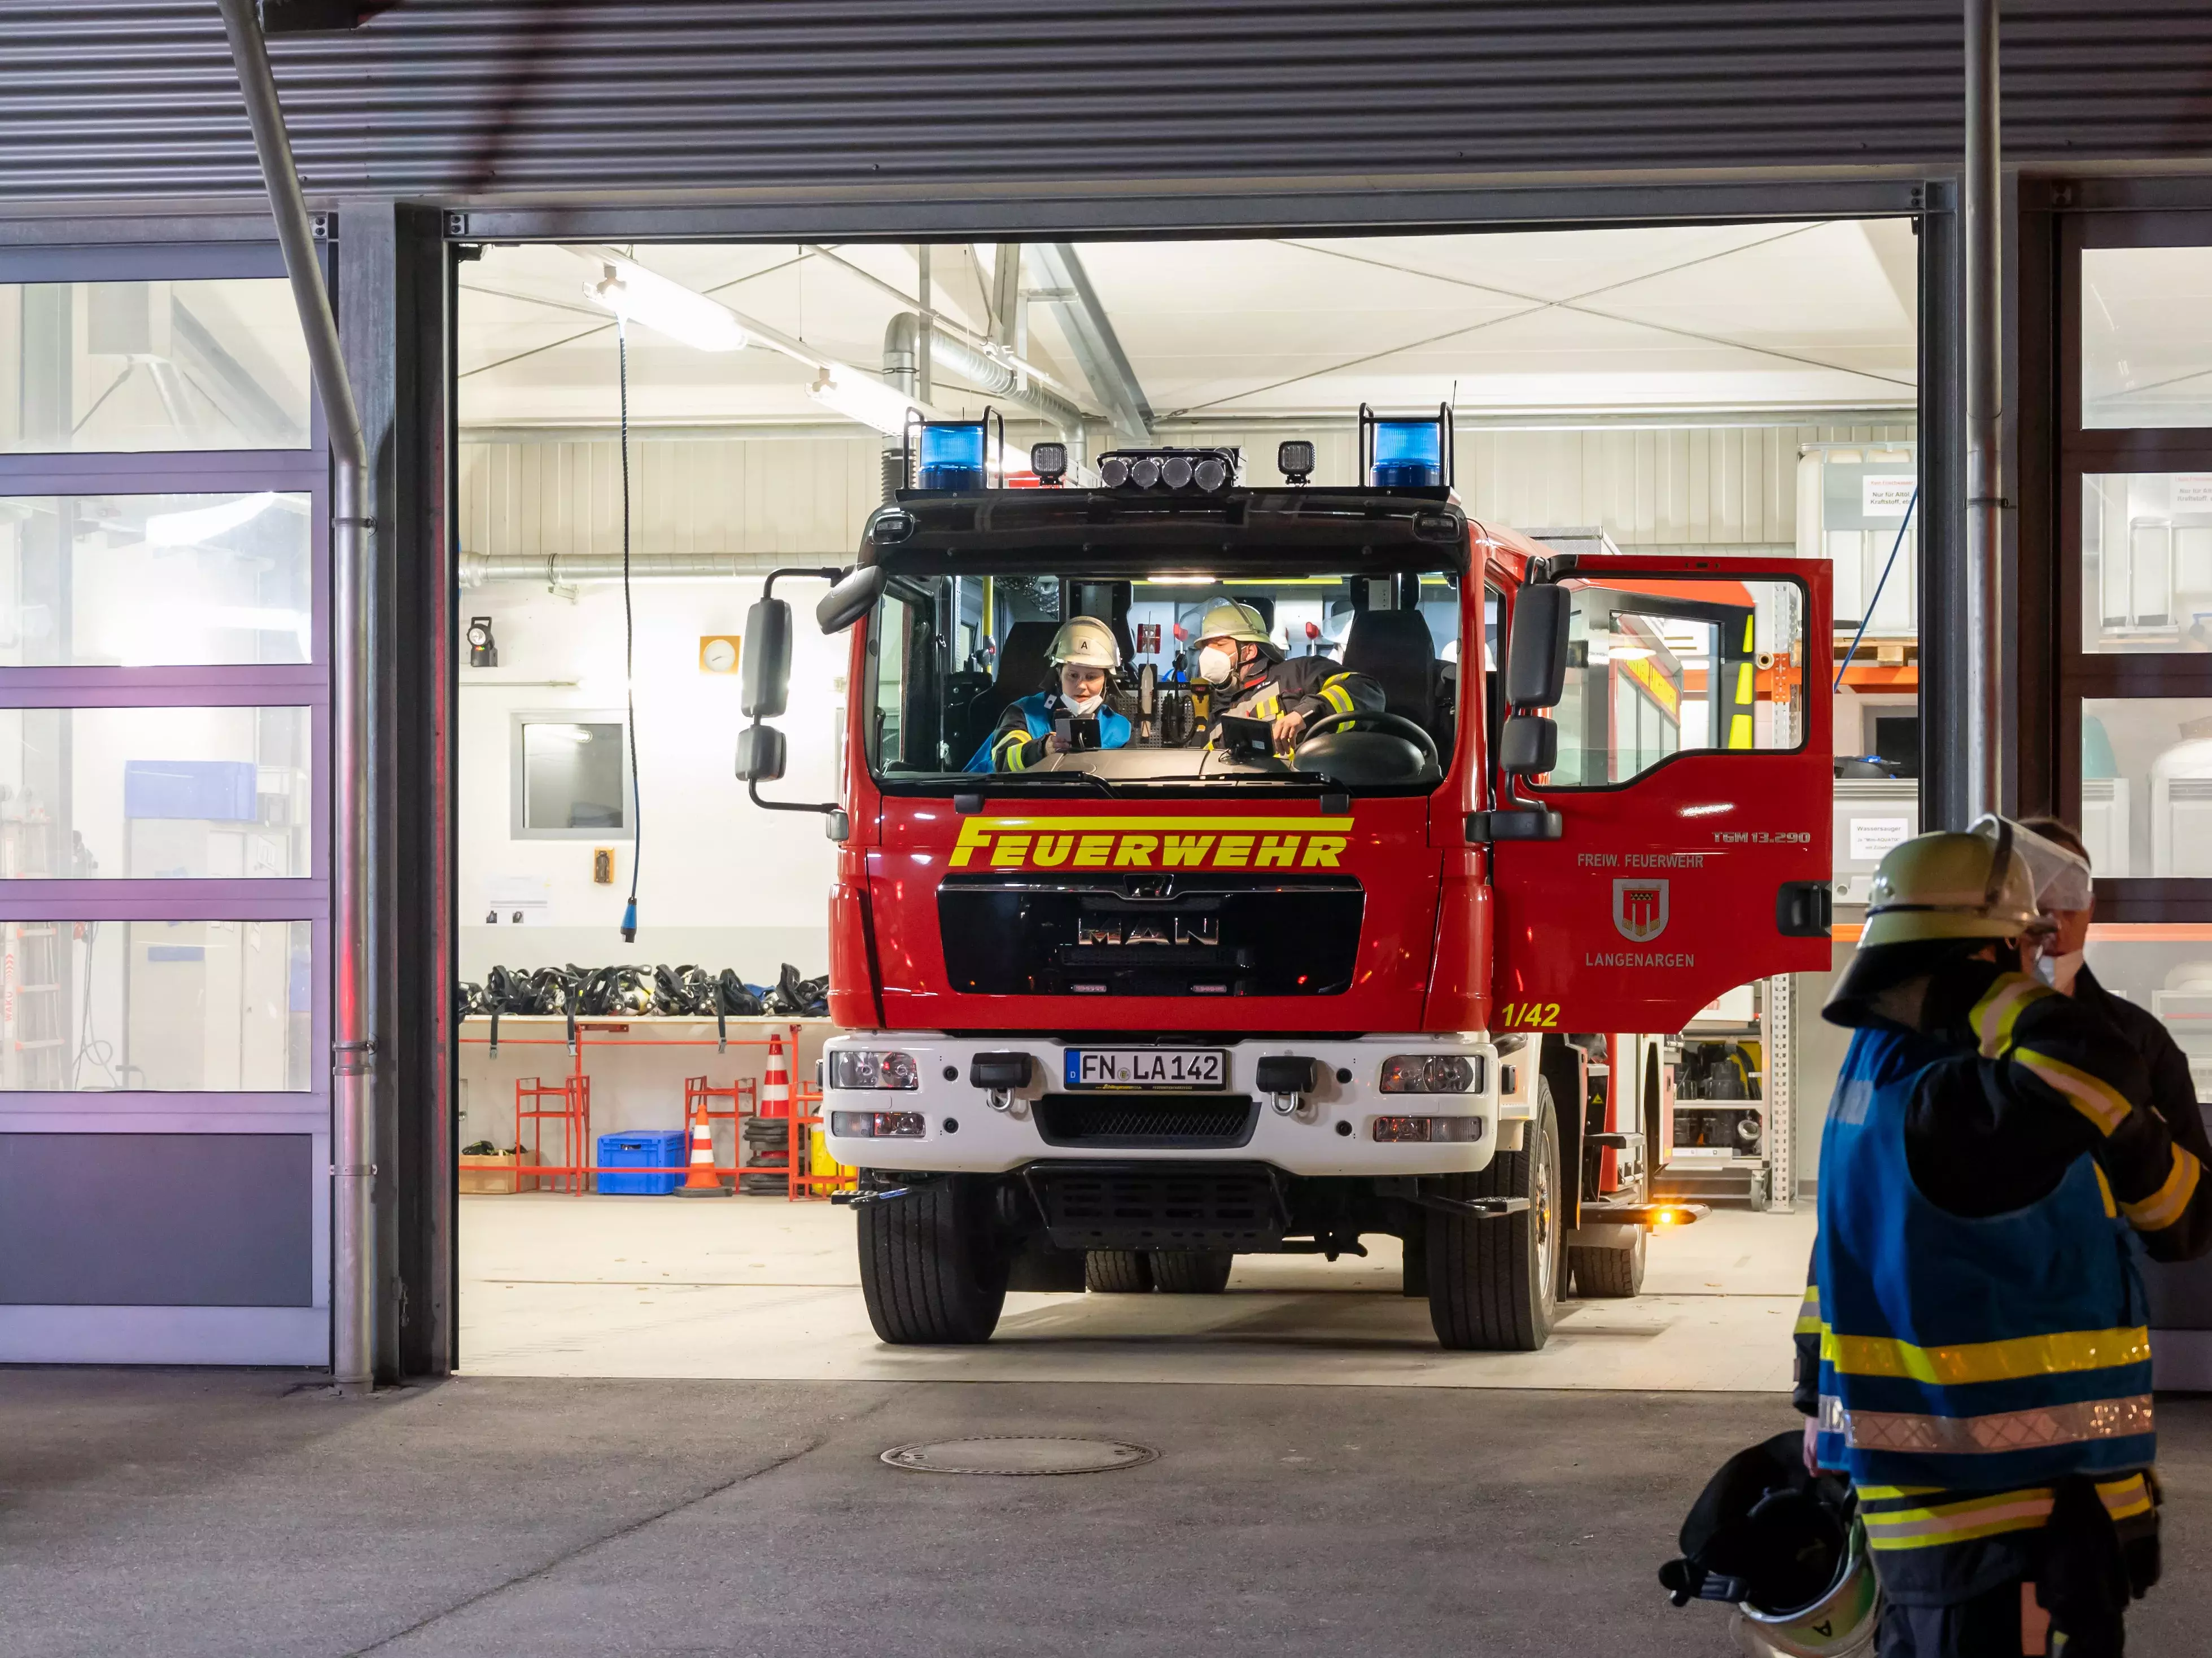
<box><xmin>448</xmin><ymin>225</ymin><xmax>1925</xmax><ymax>1386</ymax></box>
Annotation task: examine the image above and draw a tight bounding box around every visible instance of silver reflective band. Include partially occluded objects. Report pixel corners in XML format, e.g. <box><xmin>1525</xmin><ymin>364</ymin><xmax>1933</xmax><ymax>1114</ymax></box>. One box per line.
<box><xmin>1841</xmin><ymin>1395</ymin><xmax>2154</xmax><ymax>1455</ymax></box>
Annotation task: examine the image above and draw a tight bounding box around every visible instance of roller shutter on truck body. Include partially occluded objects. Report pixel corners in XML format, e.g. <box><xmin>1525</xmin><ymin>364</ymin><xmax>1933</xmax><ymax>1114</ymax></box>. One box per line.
<box><xmin>5</xmin><ymin>2</ymin><xmax>2212</xmax><ymax>209</ymax></box>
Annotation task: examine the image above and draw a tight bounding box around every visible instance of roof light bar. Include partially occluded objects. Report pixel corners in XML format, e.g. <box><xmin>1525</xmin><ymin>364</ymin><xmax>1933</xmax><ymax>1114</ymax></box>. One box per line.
<box><xmin>1095</xmin><ymin>447</ymin><xmax>1239</xmax><ymax>495</ymax></box>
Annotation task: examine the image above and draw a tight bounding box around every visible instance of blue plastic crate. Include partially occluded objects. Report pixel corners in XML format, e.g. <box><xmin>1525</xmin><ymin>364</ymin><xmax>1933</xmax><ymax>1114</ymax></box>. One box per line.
<box><xmin>124</xmin><ymin>759</ymin><xmax>259</xmax><ymax>821</ymax></box>
<box><xmin>595</xmin><ymin>1129</ymin><xmax>689</xmax><ymax>1195</ymax></box>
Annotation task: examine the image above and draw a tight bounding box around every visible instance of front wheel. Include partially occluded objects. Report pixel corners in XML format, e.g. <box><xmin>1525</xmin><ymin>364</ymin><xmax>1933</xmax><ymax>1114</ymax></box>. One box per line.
<box><xmin>1569</xmin><ymin>1226</ymin><xmax>1647</xmax><ymax>1298</ymax></box>
<box><xmin>856</xmin><ymin>1177</ymin><xmax>1009</xmax><ymax>1344</ymax></box>
<box><xmin>1427</xmin><ymin>1082</ymin><xmax>1562</xmax><ymax>1351</ymax></box>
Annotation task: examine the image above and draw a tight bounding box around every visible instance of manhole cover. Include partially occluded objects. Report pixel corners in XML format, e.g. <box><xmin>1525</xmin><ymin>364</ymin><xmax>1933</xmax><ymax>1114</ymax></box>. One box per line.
<box><xmin>879</xmin><ymin>1436</ymin><xmax>1158</xmax><ymax>1476</ymax></box>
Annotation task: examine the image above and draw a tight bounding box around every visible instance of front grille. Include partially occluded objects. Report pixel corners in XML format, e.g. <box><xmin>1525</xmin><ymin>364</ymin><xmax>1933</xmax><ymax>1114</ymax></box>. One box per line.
<box><xmin>1035</xmin><ymin>1093</ymin><xmax>1258</xmax><ymax>1150</ymax></box>
<box><xmin>1027</xmin><ymin>1162</ymin><xmax>1284</xmax><ymax>1250</ymax></box>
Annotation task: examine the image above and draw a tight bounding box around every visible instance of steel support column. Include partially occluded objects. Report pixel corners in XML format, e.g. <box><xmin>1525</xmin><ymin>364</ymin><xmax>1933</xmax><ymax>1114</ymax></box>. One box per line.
<box><xmin>1964</xmin><ymin>0</ymin><xmax>2005</xmax><ymax>820</ymax></box>
<box><xmin>218</xmin><ymin>0</ymin><xmax>377</xmax><ymax>1390</ymax></box>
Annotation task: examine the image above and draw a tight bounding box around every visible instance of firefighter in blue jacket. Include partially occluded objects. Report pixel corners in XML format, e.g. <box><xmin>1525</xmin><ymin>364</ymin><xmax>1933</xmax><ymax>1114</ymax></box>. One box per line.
<box><xmin>967</xmin><ymin>616</ymin><xmax>1131</xmax><ymax>773</ymax></box>
<box><xmin>1794</xmin><ymin>819</ymin><xmax>2206</xmax><ymax>1656</ymax></box>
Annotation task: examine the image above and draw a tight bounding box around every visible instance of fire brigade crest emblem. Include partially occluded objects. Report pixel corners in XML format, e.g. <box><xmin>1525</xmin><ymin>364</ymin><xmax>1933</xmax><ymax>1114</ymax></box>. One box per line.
<box><xmin>1612</xmin><ymin>878</ymin><xmax>1669</xmax><ymax>943</ymax></box>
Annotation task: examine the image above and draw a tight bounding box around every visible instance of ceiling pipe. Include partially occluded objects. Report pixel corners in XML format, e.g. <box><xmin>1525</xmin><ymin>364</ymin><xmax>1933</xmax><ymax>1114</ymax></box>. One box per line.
<box><xmin>216</xmin><ymin>0</ymin><xmax>377</xmax><ymax>1394</ymax></box>
<box><xmin>1964</xmin><ymin>0</ymin><xmax>2004</xmax><ymax>820</ymax></box>
<box><xmin>460</xmin><ymin>550</ymin><xmax>850</xmax><ymax>585</ymax></box>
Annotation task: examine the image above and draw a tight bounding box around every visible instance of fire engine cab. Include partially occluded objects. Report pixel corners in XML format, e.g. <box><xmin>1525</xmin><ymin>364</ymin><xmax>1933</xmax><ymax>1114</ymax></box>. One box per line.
<box><xmin>735</xmin><ymin>406</ymin><xmax>1833</xmax><ymax>1350</ymax></box>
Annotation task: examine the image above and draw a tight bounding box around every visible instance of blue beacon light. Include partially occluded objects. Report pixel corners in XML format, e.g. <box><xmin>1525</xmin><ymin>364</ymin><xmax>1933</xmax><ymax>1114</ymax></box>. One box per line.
<box><xmin>917</xmin><ymin>421</ymin><xmax>989</xmax><ymax>491</ymax></box>
<box><xmin>1369</xmin><ymin>418</ymin><xmax>1444</xmax><ymax>488</ymax></box>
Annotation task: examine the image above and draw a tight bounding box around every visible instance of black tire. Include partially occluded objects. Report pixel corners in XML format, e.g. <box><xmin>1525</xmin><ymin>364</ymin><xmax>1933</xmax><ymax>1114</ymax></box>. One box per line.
<box><xmin>1427</xmin><ymin>1081</ymin><xmax>1563</xmax><ymax>1351</ymax></box>
<box><xmin>856</xmin><ymin>1176</ymin><xmax>1008</xmax><ymax>1344</ymax></box>
<box><xmin>1083</xmin><ymin>1249</ymin><xmax>1154</xmax><ymax>1293</ymax></box>
<box><xmin>1570</xmin><ymin>1227</ymin><xmax>1647</xmax><ymax>1298</ymax></box>
<box><xmin>1151</xmin><ymin>1249</ymin><xmax>1234</xmax><ymax>1294</ymax></box>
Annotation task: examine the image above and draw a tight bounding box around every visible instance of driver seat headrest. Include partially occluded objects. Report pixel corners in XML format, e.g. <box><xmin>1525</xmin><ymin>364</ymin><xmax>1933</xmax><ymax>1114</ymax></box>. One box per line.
<box><xmin>1341</xmin><ymin>609</ymin><xmax>1438</xmax><ymax>725</ymax></box>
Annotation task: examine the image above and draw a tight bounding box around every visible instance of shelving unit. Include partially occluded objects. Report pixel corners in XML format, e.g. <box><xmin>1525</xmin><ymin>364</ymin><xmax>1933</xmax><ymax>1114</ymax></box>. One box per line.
<box><xmin>1657</xmin><ymin>975</ymin><xmax>1794</xmax><ymax>1211</ymax></box>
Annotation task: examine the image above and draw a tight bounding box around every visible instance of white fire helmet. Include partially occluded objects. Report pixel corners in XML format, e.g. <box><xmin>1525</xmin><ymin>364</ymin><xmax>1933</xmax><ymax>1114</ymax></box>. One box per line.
<box><xmin>1047</xmin><ymin>616</ymin><xmax>1120</xmax><ymax>671</ymax></box>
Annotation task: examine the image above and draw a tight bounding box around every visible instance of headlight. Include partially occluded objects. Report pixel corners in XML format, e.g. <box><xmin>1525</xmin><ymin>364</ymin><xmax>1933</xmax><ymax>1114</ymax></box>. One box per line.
<box><xmin>1378</xmin><ymin>1054</ymin><xmax>1483</xmax><ymax>1094</ymax></box>
<box><xmin>830</xmin><ymin>1110</ymin><xmax>925</xmax><ymax>1139</ymax></box>
<box><xmin>828</xmin><ymin>1049</ymin><xmax>919</xmax><ymax>1090</ymax></box>
<box><xmin>1372</xmin><ymin>1115</ymin><xmax>1485</xmax><ymax>1143</ymax></box>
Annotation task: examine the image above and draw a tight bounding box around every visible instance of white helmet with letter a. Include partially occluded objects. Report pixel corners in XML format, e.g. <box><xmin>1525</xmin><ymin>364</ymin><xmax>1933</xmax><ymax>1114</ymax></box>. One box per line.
<box><xmin>1047</xmin><ymin>616</ymin><xmax>1120</xmax><ymax>671</ymax></box>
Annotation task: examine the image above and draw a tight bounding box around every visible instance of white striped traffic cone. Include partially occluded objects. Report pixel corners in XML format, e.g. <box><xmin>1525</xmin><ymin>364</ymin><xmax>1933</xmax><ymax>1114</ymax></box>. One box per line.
<box><xmin>676</xmin><ymin>1087</ymin><xmax>729</xmax><ymax>1197</ymax></box>
<box><xmin>762</xmin><ymin>1033</ymin><xmax>792</xmax><ymax>1118</ymax></box>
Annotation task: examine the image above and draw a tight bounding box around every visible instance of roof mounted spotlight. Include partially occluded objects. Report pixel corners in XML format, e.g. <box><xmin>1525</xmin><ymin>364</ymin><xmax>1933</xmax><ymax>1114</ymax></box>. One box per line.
<box><xmin>1277</xmin><ymin>440</ymin><xmax>1315</xmax><ymax>484</ymax></box>
<box><xmin>1099</xmin><ymin>454</ymin><xmax>1132</xmax><ymax>488</ymax></box>
<box><xmin>1358</xmin><ymin>403</ymin><xmax>1454</xmax><ymax>491</ymax></box>
<box><xmin>1029</xmin><ymin>440</ymin><xmax>1069</xmax><ymax>485</ymax></box>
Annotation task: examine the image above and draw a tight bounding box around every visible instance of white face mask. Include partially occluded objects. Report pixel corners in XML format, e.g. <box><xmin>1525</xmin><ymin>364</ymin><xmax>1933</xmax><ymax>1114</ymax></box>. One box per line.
<box><xmin>1197</xmin><ymin>644</ymin><xmax>1236</xmax><ymax>686</ymax></box>
<box><xmin>1062</xmin><ymin>692</ymin><xmax>1103</xmax><ymax>718</ymax></box>
<box><xmin>2036</xmin><ymin>948</ymin><xmax>2086</xmax><ymax>994</ymax></box>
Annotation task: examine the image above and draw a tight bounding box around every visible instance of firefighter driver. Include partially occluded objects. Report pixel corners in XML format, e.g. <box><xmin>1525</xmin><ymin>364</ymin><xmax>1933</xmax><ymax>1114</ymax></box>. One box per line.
<box><xmin>1185</xmin><ymin>598</ymin><xmax>1384</xmax><ymax>753</ymax></box>
<box><xmin>1795</xmin><ymin>819</ymin><xmax>2203</xmax><ymax>1656</ymax></box>
<box><xmin>968</xmin><ymin>616</ymin><xmax>1132</xmax><ymax>773</ymax></box>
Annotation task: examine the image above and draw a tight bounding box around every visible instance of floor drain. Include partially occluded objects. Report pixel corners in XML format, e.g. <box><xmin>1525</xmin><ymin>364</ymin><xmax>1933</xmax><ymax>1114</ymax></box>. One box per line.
<box><xmin>879</xmin><ymin>1436</ymin><xmax>1158</xmax><ymax>1476</ymax></box>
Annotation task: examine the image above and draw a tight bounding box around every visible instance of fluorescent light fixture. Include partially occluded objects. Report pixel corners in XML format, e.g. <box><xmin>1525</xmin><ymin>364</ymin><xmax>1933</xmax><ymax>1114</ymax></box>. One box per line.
<box><xmin>808</xmin><ymin>364</ymin><xmax>920</xmax><ymax>437</ymax></box>
<box><xmin>146</xmin><ymin>492</ymin><xmax>279</xmax><ymax>547</ymax></box>
<box><xmin>584</xmin><ymin>260</ymin><xmax>749</xmax><ymax>352</ymax></box>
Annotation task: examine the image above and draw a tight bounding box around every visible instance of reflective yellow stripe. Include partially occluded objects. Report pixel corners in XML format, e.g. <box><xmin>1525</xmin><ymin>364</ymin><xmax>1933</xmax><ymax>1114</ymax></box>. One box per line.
<box><xmin>994</xmin><ymin>728</ymin><xmax>1033</xmax><ymax>772</ymax></box>
<box><xmin>1321</xmin><ymin>681</ymin><xmax>1356</xmax><ymax>716</ymax></box>
<box><xmin>1742</xmin><ymin>616</ymin><xmax>1756</xmax><ymax>651</ymax></box>
<box><xmin>1795</xmin><ymin>1284</ymin><xmax>1823</xmax><ymax>1336</ymax></box>
<box><xmin>1969</xmin><ymin>973</ymin><xmax>2050</xmax><ymax>1058</ymax></box>
<box><xmin>2016</xmin><ymin>1047</ymin><xmax>2132</xmax><ymax>1135</ymax></box>
<box><xmin>1727</xmin><ymin>714</ymin><xmax>1752</xmax><ymax>748</ymax></box>
<box><xmin>1734</xmin><ymin>662</ymin><xmax>1754</xmax><ymax>706</ymax></box>
<box><xmin>2096</xmin><ymin>1163</ymin><xmax>2119</xmax><ymax>1218</ymax></box>
<box><xmin>1254</xmin><ymin>689</ymin><xmax>1280</xmax><ymax>719</ymax></box>
<box><xmin>1854</xmin><ymin>1485</ymin><xmax>1943</xmax><ymax>1500</ymax></box>
<box><xmin>1820</xmin><ymin>1324</ymin><xmax>2152</xmax><ymax>1386</ymax></box>
<box><xmin>1861</xmin><ymin>1475</ymin><xmax>2152</xmax><ymax>1551</ymax></box>
<box><xmin>2122</xmin><ymin>1145</ymin><xmax>2204</xmax><ymax>1232</ymax></box>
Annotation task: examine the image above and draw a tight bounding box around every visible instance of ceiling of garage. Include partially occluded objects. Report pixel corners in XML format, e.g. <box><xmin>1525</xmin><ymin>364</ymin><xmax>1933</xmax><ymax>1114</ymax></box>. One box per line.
<box><xmin>458</xmin><ymin>220</ymin><xmax>1919</xmax><ymax>432</ymax></box>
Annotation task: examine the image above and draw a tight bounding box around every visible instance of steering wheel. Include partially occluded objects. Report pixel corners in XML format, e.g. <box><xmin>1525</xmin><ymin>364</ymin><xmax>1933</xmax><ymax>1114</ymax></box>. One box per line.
<box><xmin>1296</xmin><ymin>708</ymin><xmax>1440</xmax><ymax>770</ymax></box>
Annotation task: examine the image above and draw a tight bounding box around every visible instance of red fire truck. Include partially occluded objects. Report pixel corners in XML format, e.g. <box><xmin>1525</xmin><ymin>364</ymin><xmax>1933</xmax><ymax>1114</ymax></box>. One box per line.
<box><xmin>736</xmin><ymin>408</ymin><xmax>1832</xmax><ymax>1350</ymax></box>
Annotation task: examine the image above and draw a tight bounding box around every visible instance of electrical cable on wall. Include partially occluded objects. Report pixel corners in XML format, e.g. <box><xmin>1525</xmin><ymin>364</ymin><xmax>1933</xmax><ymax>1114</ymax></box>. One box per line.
<box><xmin>1832</xmin><ymin>487</ymin><xmax>1918</xmax><ymax>695</ymax></box>
<box><xmin>618</xmin><ymin>309</ymin><xmax>642</xmax><ymax>943</ymax></box>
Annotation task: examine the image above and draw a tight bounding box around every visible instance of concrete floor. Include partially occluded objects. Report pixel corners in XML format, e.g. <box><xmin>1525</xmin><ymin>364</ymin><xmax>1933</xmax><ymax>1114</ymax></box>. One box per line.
<box><xmin>461</xmin><ymin>1195</ymin><xmax>1817</xmax><ymax>1389</ymax></box>
<box><xmin>2</xmin><ymin>1368</ymin><xmax>2202</xmax><ymax>1658</ymax></box>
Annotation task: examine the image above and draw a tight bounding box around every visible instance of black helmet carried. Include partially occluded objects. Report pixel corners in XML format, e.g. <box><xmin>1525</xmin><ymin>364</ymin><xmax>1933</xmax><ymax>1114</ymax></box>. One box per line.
<box><xmin>1659</xmin><ymin>1430</ymin><xmax>1879</xmax><ymax>1656</ymax></box>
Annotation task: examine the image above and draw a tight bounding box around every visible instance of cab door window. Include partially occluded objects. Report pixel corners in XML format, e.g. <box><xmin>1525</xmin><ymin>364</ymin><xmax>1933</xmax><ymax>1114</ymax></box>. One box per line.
<box><xmin>1546</xmin><ymin>576</ymin><xmax>1808</xmax><ymax>788</ymax></box>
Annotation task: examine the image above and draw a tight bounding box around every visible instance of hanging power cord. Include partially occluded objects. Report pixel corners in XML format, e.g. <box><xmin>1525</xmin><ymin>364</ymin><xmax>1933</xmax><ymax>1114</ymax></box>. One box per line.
<box><xmin>1832</xmin><ymin>487</ymin><xmax>1920</xmax><ymax>694</ymax></box>
<box><xmin>617</xmin><ymin>308</ymin><xmax>642</xmax><ymax>943</ymax></box>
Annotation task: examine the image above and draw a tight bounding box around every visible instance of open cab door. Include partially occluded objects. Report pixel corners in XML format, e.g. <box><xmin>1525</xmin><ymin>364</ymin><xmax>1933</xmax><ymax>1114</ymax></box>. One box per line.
<box><xmin>1483</xmin><ymin>552</ymin><xmax>1833</xmax><ymax>1034</ymax></box>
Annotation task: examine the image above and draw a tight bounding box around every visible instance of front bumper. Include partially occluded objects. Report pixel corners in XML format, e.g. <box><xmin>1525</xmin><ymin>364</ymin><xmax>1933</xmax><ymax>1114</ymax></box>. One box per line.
<box><xmin>820</xmin><ymin>1032</ymin><xmax>1498</xmax><ymax>1177</ymax></box>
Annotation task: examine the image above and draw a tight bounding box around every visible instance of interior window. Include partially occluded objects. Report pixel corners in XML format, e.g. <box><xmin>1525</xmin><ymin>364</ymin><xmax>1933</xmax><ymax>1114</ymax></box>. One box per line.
<box><xmin>1544</xmin><ymin>576</ymin><xmax>1807</xmax><ymax>788</ymax></box>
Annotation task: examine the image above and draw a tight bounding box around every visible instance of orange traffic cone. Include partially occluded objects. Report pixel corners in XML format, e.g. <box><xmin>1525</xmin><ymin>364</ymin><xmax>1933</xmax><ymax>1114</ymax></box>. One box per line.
<box><xmin>676</xmin><ymin>1087</ymin><xmax>729</xmax><ymax>1197</ymax></box>
<box><xmin>762</xmin><ymin>1033</ymin><xmax>792</xmax><ymax>1118</ymax></box>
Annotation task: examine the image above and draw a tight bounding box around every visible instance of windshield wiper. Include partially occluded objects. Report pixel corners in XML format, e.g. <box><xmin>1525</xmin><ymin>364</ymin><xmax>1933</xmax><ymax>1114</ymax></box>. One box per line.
<box><xmin>960</xmin><ymin>771</ymin><xmax>1120</xmax><ymax>796</ymax></box>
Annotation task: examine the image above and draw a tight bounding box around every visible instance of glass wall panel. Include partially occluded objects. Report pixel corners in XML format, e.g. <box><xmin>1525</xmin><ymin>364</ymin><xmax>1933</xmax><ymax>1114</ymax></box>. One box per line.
<box><xmin>0</xmin><ymin>492</ymin><xmax>313</xmax><ymax>665</ymax></box>
<box><xmin>2080</xmin><ymin>933</ymin><xmax>2212</xmax><ymax>1100</ymax></box>
<box><xmin>0</xmin><ymin>706</ymin><xmax>310</xmax><ymax>878</ymax></box>
<box><xmin>2082</xmin><ymin>247</ymin><xmax>2212</xmax><ymax>428</ymax></box>
<box><xmin>2080</xmin><ymin>696</ymin><xmax>2212</xmax><ymax>877</ymax></box>
<box><xmin>0</xmin><ymin>280</ymin><xmax>311</xmax><ymax>452</ymax></box>
<box><xmin>0</xmin><ymin>917</ymin><xmax>312</xmax><ymax>1091</ymax></box>
<box><xmin>2080</xmin><ymin>473</ymin><xmax>2212</xmax><ymax>651</ymax></box>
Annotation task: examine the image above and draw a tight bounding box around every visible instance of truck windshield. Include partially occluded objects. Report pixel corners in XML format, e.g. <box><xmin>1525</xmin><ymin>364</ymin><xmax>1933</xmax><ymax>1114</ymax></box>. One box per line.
<box><xmin>866</xmin><ymin>561</ymin><xmax>1463</xmax><ymax>791</ymax></box>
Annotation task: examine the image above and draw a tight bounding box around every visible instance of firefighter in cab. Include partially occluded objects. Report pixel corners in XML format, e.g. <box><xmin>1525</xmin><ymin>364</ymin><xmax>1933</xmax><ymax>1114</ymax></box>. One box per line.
<box><xmin>1186</xmin><ymin>598</ymin><xmax>1383</xmax><ymax>753</ymax></box>
<box><xmin>1795</xmin><ymin>818</ymin><xmax>2207</xmax><ymax>1656</ymax></box>
<box><xmin>969</xmin><ymin>616</ymin><xmax>1132</xmax><ymax>773</ymax></box>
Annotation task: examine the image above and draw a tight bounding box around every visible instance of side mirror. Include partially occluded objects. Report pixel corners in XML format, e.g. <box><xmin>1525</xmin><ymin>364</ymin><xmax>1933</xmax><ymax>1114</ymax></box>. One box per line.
<box><xmin>1505</xmin><ymin>583</ymin><xmax>1570</xmax><ymax>708</ymax></box>
<box><xmin>817</xmin><ymin>563</ymin><xmax>888</xmax><ymax>635</ymax></box>
<box><xmin>735</xmin><ymin>723</ymin><xmax>787</xmax><ymax>783</ymax></box>
<box><xmin>1497</xmin><ymin>712</ymin><xmax>1558</xmax><ymax>777</ymax></box>
<box><xmin>741</xmin><ymin>598</ymin><xmax>792</xmax><ymax>718</ymax></box>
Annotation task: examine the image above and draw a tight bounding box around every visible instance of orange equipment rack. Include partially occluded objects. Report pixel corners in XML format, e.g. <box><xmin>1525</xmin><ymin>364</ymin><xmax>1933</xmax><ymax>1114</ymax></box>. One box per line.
<box><xmin>459</xmin><ymin>1018</ymin><xmax>811</xmax><ymax>1191</ymax></box>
